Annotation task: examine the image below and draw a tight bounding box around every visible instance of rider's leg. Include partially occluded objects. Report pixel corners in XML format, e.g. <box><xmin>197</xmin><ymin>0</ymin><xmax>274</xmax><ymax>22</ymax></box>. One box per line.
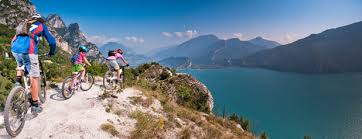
<box><xmin>80</xmin><ymin>67</ymin><xmax>85</xmax><ymax>81</ymax></box>
<box><xmin>116</xmin><ymin>69</ymin><xmax>121</xmax><ymax>80</ymax></box>
<box><xmin>29</xmin><ymin>54</ymin><xmax>42</xmax><ymax>113</ymax></box>
<box><xmin>12</xmin><ymin>52</ymin><xmax>25</xmax><ymax>85</ymax></box>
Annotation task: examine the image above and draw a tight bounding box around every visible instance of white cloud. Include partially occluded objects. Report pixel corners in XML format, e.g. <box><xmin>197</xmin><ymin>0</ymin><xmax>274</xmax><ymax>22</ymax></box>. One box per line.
<box><xmin>233</xmin><ymin>33</ymin><xmax>246</xmax><ymax>40</ymax></box>
<box><xmin>185</xmin><ymin>30</ymin><xmax>198</xmax><ymax>39</ymax></box>
<box><xmin>124</xmin><ymin>36</ymin><xmax>144</xmax><ymax>44</ymax></box>
<box><xmin>162</xmin><ymin>32</ymin><xmax>173</xmax><ymax>38</ymax></box>
<box><xmin>174</xmin><ymin>32</ymin><xmax>183</xmax><ymax>38</ymax></box>
<box><xmin>85</xmin><ymin>35</ymin><xmax>121</xmax><ymax>46</ymax></box>
<box><xmin>281</xmin><ymin>33</ymin><xmax>298</xmax><ymax>44</ymax></box>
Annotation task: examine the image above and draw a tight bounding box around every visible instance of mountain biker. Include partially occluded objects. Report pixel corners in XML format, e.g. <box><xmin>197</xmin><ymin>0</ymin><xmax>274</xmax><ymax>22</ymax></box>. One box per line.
<box><xmin>11</xmin><ymin>13</ymin><xmax>57</xmax><ymax>114</ymax></box>
<box><xmin>69</xmin><ymin>45</ymin><xmax>92</xmax><ymax>89</ymax></box>
<box><xmin>106</xmin><ymin>48</ymin><xmax>129</xmax><ymax>82</ymax></box>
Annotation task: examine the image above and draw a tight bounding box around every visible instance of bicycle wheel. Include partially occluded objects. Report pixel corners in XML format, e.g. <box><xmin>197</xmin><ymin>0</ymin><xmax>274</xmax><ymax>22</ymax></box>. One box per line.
<box><xmin>80</xmin><ymin>73</ymin><xmax>94</xmax><ymax>91</ymax></box>
<box><xmin>103</xmin><ymin>71</ymin><xmax>115</xmax><ymax>90</ymax></box>
<box><xmin>4</xmin><ymin>86</ymin><xmax>29</xmax><ymax>137</ymax></box>
<box><xmin>38</xmin><ymin>73</ymin><xmax>46</xmax><ymax>103</ymax></box>
<box><xmin>61</xmin><ymin>76</ymin><xmax>74</xmax><ymax>99</ymax></box>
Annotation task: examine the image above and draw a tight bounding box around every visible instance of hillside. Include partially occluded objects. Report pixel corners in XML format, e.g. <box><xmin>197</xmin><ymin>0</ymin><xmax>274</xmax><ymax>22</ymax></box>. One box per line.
<box><xmin>0</xmin><ymin>63</ymin><xmax>257</xmax><ymax>139</ymax></box>
<box><xmin>243</xmin><ymin>21</ymin><xmax>362</xmax><ymax>73</ymax></box>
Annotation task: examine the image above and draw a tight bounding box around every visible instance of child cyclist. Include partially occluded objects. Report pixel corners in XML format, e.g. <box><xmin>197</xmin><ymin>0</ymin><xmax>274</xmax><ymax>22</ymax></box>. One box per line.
<box><xmin>69</xmin><ymin>45</ymin><xmax>91</xmax><ymax>89</ymax></box>
<box><xmin>106</xmin><ymin>48</ymin><xmax>129</xmax><ymax>82</ymax></box>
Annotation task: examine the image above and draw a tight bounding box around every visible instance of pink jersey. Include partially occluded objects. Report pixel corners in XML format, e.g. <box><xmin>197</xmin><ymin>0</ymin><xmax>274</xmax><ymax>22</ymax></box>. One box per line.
<box><xmin>76</xmin><ymin>52</ymin><xmax>87</xmax><ymax>64</ymax></box>
<box><xmin>107</xmin><ymin>53</ymin><xmax>124</xmax><ymax>60</ymax></box>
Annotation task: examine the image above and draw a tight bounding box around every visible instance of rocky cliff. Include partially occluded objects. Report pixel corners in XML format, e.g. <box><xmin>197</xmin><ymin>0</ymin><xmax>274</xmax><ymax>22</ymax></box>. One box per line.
<box><xmin>0</xmin><ymin>0</ymin><xmax>36</xmax><ymax>27</ymax></box>
<box><xmin>45</xmin><ymin>14</ymin><xmax>103</xmax><ymax>61</ymax></box>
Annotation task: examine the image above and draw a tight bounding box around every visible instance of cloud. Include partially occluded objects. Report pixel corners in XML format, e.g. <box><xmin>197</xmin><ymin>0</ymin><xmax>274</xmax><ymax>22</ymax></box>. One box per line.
<box><xmin>233</xmin><ymin>33</ymin><xmax>246</xmax><ymax>40</ymax></box>
<box><xmin>86</xmin><ymin>35</ymin><xmax>121</xmax><ymax>46</ymax></box>
<box><xmin>281</xmin><ymin>33</ymin><xmax>298</xmax><ymax>44</ymax></box>
<box><xmin>124</xmin><ymin>36</ymin><xmax>144</xmax><ymax>43</ymax></box>
<box><xmin>185</xmin><ymin>30</ymin><xmax>198</xmax><ymax>39</ymax></box>
<box><xmin>174</xmin><ymin>32</ymin><xmax>183</xmax><ymax>38</ymax></box>
<box><xmin>162</xmin><ymin>32</ymin><xmax>173</xmax><ymax>38</ymax></box>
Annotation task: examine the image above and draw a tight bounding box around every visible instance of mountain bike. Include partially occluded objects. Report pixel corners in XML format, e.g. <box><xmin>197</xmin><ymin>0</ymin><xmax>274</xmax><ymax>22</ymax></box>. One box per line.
<box><xmin>61</xmin><ymin>65</ymin><xmax>94</xmax><ymax>99</ymax></box>
<box><xmin>3</xmin><ymin>54</ymin><xmax>48</xmax><ymax>137</ymax></box>
<box><xmin>103</xmin><ymin>65</ymin><xmax>127</xmax><ymax>90</ymax></box>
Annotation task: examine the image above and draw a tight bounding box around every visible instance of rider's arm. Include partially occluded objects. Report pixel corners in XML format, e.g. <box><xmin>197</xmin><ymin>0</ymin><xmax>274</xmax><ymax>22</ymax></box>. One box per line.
<box><xmin>117</xmin><ymin>53</ymin><xmax>128</xmax><ymax>65</ymax></box>
<box><xmin>42</xmin><ymin>24</ymin><xmax>57</xmax><ymax>56</ymax></box>
<box><xmin>83</xmin><ymin>55</ymin><xmax>92</xmax><ymax>66</ymax></box>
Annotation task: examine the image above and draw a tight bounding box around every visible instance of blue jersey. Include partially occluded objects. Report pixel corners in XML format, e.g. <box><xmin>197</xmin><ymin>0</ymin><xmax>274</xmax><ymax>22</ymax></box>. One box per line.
<box><xmin>11</xmin><ymin>21</ymin><xmax>57</xmax><ymax>55</ymax></box>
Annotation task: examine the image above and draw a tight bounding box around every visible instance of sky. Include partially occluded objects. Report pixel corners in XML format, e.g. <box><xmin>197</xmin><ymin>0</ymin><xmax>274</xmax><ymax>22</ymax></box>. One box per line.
<box><xmin>32</xmin><ymin>0</ymin><xmax>362</xmax><ymax>52</ymax></box>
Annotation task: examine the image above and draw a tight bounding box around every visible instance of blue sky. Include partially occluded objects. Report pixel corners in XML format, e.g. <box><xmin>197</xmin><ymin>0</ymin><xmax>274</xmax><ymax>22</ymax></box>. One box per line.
<box><xmin>33</xmin><ymin>0</ymin><xmax>362</xmax><ymax>52</ymax></box>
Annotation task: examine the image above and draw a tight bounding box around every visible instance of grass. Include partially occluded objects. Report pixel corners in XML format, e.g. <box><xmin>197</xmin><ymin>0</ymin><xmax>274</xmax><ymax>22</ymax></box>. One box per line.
<box><xmin>129</xmin><ymin>96</ymin><xmax>153</xmax><ymax>107</ymax></box>
<box><xmin>129</xmin><ymin>111</ymin><xmax>164</xmax><ymax>139</ymax></box>
<box><xmin>100</xmin><ymin>123</ymin><xmax>119</xmax><ymax>137</ymax></box>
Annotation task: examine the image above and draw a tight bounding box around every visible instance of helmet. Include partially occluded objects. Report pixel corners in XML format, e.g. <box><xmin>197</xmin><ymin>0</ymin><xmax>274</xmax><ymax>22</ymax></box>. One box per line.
<box><xmin>31</xmin><ymin>13</ymin><xmax>42</xmax><ymax>19</ymax></box>
<box><xmin>116</xmin><ymin>48</ymin><xmax>123</xmax><ymax>54</ymax></box>
<box><xmin>79</xmin><ymin>45</ymin><xmax>88</xmax><ymax>52</ymax></box>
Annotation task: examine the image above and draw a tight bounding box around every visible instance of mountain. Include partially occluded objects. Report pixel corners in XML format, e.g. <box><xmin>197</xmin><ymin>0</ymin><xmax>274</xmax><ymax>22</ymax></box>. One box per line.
<box><xmin>45</xmin><ymin>14</ymin><xmax>103</xmax><ymax>61</ymax></box>
<box><xmin>99</xmin><ymin>42</ymin><xmax>152</xmax><ymax>66</ymax></box>
<box><xmin>153</xmin><ymin>35</ymin><xmax>221</xmax><ymax>61</ymax></box>
<box><xmin>248</xmin><ymin>36</ymin><xmax>281</xmax><ymax>48</ymax></box>
<box><xmin>98</xmin><ymin>42</ymin><xmax>132</xmax><ymax>55</ymax></box>
<box><xmin>154</xmin><ymin>35</ymin><xmax>271</xmax><ymax>68</ymax></box>
<box><xmin>159</xmin><ymin>57</ymin><xmax>192</xmax><ymax>69</ymax></box>
<box><xmin>243</xmin><ymin>21</ymin><xmax>362</xmax><ymax>73</ymax></box>
<box><xmin>0</xmin><ymin>0</ymin><xmax>36</xmax><ymax>27</ymax></box>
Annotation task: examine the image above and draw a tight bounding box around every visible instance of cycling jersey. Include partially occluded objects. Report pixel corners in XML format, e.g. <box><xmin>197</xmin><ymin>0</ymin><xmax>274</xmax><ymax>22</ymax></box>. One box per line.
<box><xmin>11</xmin><ymin>21</ymin><xmax>56</xmax><ymax>55</ymax></box>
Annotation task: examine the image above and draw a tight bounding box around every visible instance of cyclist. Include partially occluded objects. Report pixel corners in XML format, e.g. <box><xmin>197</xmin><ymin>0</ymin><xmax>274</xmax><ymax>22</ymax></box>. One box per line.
<box><xmin>106</xmin><ymin>48</ymin><xmax>129</xmax><ymax>82</ymax></box>
<box><xmin>11</xmin><ymin>13</ymin><xmax>57</xmax><ymax>114</ymax></box>
<box><xmin>69</xmin><ymin>45</ymin><xmax>92</xmax><ymax>90</ymax></box>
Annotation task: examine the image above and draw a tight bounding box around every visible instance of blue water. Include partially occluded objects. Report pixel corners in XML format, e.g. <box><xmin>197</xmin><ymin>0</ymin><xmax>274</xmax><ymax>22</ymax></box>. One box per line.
<box><xmin>179</xmin><ymin>68</ymin><xmax>362</xmax><ymax>139</ymax></box>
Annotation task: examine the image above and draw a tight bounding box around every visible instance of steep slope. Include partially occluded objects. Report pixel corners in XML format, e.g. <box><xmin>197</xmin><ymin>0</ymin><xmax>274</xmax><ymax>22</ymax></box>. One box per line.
<box><xmin>208</xmin><ymin>38</ymin><xmax>268</xmax><ymax>66</ymax></box>
<box><xmin>244</xmin><ymin>21</ymin><xmax>362</xmax><ymax>73</ymax></box>
<box><xmin>0</xmin><ymin>0</ymin><xmax>36</xmax><ymax>27</ymax></box>
<box><xmin>248</xmin><ymin>36</ymin><xmax>281</xmax><ymax>49</ymax></box>
<box><xmin>153</xmin><ymin>35</ymin><xmax>221</xmax><ymax>61</ymax></box>
<box><xmin>46</xmin><ymin>14</ymin><xmax>103</xmax><ymax>61</ymax></box>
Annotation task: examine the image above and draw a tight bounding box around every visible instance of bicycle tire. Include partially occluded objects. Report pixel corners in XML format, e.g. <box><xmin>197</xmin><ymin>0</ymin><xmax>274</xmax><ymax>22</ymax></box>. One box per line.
<box><xmin>4</xmin><ymin>86</ymin><xmax>29</xmax><ymax>137</ymax></box>
<box><xmin>80</xmin><ymin>72</ymin><xmax>94</xmax><ymax>91</ymax></box>
<box><xmin>61</xmin><ymin>76</ymin><xmax>74</xmax><ymax>99</ymax></box>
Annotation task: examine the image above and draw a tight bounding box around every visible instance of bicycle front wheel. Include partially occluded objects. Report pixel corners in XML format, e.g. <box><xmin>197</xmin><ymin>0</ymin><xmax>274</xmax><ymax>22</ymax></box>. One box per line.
<box><xmin>61</xmin><ymin>76</ymin><xmax>74</xmax><ymax>99</ymax></box>
<box><xmin>4</xmin><ymin>86</ymin><xmax>29</xmax><ymax>137</ymax></box>
<box><xmin>80</xmin><ymin>73</ymin><xmax>94</xmax><ymax>91</ymax></box>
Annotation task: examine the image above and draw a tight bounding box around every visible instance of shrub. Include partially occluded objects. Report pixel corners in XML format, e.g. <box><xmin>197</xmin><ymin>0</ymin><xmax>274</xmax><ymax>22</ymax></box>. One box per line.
<box><xmin>129</xmin><ymin>111</ymin><xmax>164</xmax><ymax>139</ymax></box>
<box><xmin>260</xmin><ymin>132</ymin><xmax>268</xmax><ymax>139</ymax></box>
<box><xmin>100</xmin><ymin>123</ymin><xmax>119</xmax><ymax>136</ymax></box>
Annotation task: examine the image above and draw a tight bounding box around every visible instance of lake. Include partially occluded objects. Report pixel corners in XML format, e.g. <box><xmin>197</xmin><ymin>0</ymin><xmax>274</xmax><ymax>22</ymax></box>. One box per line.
<box><xmin>179</xmin><ymin>68</ymin><xmax>362</xmax><ymax>139</ymax></box>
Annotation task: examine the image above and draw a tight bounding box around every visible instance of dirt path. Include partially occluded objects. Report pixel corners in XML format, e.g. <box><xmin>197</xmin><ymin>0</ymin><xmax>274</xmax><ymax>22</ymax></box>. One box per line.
<box><xmin>0</xmin><ymin>80</ymin><xmax>142</xmax><ymax>139</ymax></box>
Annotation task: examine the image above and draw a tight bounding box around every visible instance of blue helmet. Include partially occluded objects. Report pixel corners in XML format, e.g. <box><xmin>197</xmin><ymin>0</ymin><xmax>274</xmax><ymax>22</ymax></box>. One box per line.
<box><xmin>79</xmin><ymin>45</ymin><xmax>88</xmax><ymax>52</ymax></box>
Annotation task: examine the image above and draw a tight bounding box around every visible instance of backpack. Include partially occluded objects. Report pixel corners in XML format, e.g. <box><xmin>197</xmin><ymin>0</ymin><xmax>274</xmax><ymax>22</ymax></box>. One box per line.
<box><xmin>71</xmin><ymin>52</ymin><xmax>79</xmax><ymax>64</ymax></box>
<box><xmin>15</xmin><ymin>19</ymin><xmax>36</xmax><ymax>36</ymax></box>
<box><xmin>108</xmin><ymin>50</ymin><xmax>116</xmax><ymax>56</ymax></box>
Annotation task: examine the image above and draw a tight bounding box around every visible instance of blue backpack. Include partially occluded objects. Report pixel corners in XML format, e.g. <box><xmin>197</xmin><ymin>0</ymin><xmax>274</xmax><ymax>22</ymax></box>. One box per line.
<box><xmin>71</xmin><ymin>52</ymin><xmax>79</xmax><ymax>64</ymax></box>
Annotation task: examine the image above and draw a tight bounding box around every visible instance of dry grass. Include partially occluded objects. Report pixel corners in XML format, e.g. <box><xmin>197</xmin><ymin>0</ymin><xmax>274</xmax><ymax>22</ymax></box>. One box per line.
<box><xmin>129</xmin><ymin>111</ymin><xmax>164</xmax><ymax>139</ymax></box>
<box><xmin>129</xmin><ymin>96</ymin><xmax>153</xmax><ymax>107</ymax></box>
<box><xmin>100</xmin><ymin>123</ymin><xmax>119</xmax><ymax>137</ymax></box>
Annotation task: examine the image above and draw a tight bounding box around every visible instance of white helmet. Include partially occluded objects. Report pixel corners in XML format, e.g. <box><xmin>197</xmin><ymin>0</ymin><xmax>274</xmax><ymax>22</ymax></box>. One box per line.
<box><xmin>31</xmin><ymin>13</ymin><xmax>42</xmax><ymax>19</ymax></box>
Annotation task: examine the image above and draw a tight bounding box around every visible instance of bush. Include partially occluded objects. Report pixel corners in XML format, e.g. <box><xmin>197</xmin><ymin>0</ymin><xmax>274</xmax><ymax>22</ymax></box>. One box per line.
<box><xmin>229</xmin><ymin>113</ymin><xmax>251</xmax><ymax>131</ymax></box>
<box><xmin>260</xmin><ymin>132</ymin><xmax>268</xmax><ymax>139</ymax></box>
<box><xmin>129</xmin><ymin>111</ymin><xmax>164</xmax><ymax>139</ymax></box>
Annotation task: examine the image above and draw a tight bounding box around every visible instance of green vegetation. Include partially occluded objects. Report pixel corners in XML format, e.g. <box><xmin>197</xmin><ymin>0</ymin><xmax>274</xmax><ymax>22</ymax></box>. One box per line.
<box><xmin>304</xmin><ymin>135</ymin><xmax>312</xmax><ymax>139</ymax></box>
<box><xmin>260</xmin><ymin>131</ymin><xmax>268</xmax><ymax>139</ymax></box>
<box><xmin>229</xmin><ymin>113</ymin><xmax>251</xmax><ymax>131</ymax></box>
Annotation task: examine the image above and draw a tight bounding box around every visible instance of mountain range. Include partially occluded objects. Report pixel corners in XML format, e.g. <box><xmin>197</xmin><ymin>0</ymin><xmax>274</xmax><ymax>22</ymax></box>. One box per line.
<box><xmin>154</xmin><ymin>35</ymin><xmax>280</xmax><ymax>68</ymax></box>
<box><xmin>243</xmin><ymin>21</ymin><xmax>362</xmax><ymax>73</ymax></box>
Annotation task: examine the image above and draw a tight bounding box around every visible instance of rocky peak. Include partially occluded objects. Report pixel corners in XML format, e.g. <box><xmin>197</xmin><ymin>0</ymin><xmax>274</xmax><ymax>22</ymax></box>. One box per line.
<box><xmin>0</xmin><ymin>0</ymin><xmax>36</xmax><ymax>27</ymax></box>
<box><xmin>46</xmin><ymin>14</ymin><xmax>66</xmax><ymax>29</ymax></box>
